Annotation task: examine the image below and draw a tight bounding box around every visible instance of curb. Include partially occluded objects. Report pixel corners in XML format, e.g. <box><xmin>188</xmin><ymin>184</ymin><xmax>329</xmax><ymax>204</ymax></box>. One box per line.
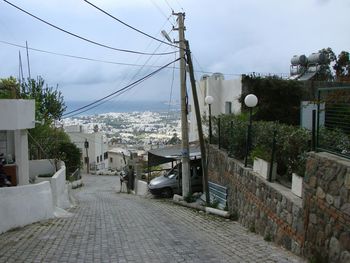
<box><xmin>172</xmin><ymin>194</ymin><xmax>231</xmax><ymax>218</ymax></box>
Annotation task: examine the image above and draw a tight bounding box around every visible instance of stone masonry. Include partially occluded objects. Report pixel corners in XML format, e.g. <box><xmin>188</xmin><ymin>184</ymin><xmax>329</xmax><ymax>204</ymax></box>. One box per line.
<box><xmin>208</xmin><ymin>146</ymin><xmax>304</xmax><ymax>256</ymax></box>
<box><xmin>303</xmin><ymin>152</ymin><xmax>350</xmax><ymax>263</ymax></box>
<box><xmin>208</xmin><ymin>146</ymin><xmax>350</xmax><ymax>262</ymax></box>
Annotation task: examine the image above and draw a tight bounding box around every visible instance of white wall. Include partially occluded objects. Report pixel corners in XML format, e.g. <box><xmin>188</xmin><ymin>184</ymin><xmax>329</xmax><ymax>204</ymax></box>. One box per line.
<box><xmin>189</xmin><ymin>74</ymin><xmax>242</xmax><ymax>142</ymax></box>
<box><xmin>29</xmin><ymin>159</ymin><xmax>56</xmax><ymax>181</ymax></box>
<box><xmin>67</xmin><ymin>130</ymin><xmax>108</xmax><ymax>172</ymax></box>
<box><xmin>0</xmin><ymin>182</ymin><xmax>54</xmax><ymax>234</ymax></box>
<box><xmin>0</xmin><ymin>100</ymin><xmax>35</xmax><ymax>130</ymax></box>
<box><xmin>34</xmin><ymin>161</ymin><xmax>71</xmax><ymax>209</ymax></box>
<box><xmin>50</xmin><ymin>162</ymin><xmax>71</xmax><ymax>209</ymax></box>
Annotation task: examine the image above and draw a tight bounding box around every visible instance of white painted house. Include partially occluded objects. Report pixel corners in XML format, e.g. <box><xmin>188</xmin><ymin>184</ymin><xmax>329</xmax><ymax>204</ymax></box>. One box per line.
<box><xmin>65</xmin><ymin>125</ymin><xmax>108</xmax><ymax>173</ymax></box>
<box><xmin>188</xmin><ymin>73</ymin><xmax>243</xmax><ymax>142</ymax></box>
<box><xmin>0</xmin><ymin>99</ymin><xmax>72</xmax><ymax>234</ymax></box>
<box><xmin>0</xmin><ymin>99</ymin><xmax>35</xmax><ymax>185</ymax></box>
<box><xmin>108</xmin><ymin>147</ymin><xmax>130</xmax><ymax>172</ymax></box>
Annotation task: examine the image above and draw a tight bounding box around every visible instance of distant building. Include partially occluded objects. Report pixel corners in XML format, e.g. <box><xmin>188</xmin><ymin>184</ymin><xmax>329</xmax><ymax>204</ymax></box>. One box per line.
<box><xmin>108</xmin><ymin>147</ymin><xmax>130</xmax><ymax>172</ymax></box>
<box><xmin>64</xmin><ymin>125</ymin><xmax>108</xmax><ymax>173</ymax></box>
<box><xmin>188</xmin><ymin>73</ymin><xmax>243</xmax><ymax>142</ymax></box>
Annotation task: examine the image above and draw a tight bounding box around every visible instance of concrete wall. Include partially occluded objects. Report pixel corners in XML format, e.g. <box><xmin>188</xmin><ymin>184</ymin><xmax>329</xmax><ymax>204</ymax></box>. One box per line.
<box><xmin>29</xmin><ymin>159</ymin><xmax>56</xmax><ymax>181</ymax></box>
<box><xmin>0</xmin><ymin>99</ymin><xmax>35</xmax><ymax>130</ymax></box>
<box><xmin>208</xmin><ymin>146</ymin><xmax>350</xmax><ymax>262</ymax></box>
<box><xmin>34</xmin><ymin>161</ymin><xmax>71</xmax><ymax>209</ymax></box>
<box><xmin>0</xmin><ymin>181</ymin><xmax>54</xmax><ymax>234</ymax></box>
<box><xmin>50</xmin><ymin>162</ymin><xmax>71</xmax><ymax>209</ymax></box>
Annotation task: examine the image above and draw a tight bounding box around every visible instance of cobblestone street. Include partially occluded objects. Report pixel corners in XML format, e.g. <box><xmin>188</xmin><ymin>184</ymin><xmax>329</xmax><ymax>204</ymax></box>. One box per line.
<box><xmin>0</xmin><ymin>175</ymin><xmax>306</xmax><ymax>262</ymax></box>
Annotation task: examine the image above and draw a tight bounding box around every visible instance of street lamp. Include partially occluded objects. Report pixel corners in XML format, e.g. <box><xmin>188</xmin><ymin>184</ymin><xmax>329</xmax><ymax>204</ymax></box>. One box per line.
<box><xmin>205</xmin><ymin>96</ymin><xmax>214</xmax><ymax>144</ymax></box>
<box><xmin>244</xmin><ymin>94</ymin><xmax>258</xmax><ymax>167</ymax></box>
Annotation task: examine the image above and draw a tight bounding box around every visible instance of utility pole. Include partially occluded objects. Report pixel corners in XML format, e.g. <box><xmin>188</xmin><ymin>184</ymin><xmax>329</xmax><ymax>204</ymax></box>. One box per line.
<box><xmin>185</xmin><ymin>40</ymin><xmax>210</xmax><ymax>205</ymax></box>
<box><xmin>173</xmin><ymin>12</ymin><xmax>191</xmax><ymax>197</ymax></box>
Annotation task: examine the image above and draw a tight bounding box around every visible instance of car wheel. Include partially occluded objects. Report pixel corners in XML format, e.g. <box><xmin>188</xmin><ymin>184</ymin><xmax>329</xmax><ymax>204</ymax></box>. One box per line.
<box><xmin>161</xmin><ymin>187</ymin><xmax>173</xmax><ymax>198</ymax></box>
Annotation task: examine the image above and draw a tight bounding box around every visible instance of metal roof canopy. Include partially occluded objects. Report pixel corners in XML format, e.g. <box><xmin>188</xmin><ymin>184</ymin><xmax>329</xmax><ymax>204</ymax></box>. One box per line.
<box><xmin>148</xmin><ymin>143</ymin><xmax>201</xmax><ymax>167</ymax></box>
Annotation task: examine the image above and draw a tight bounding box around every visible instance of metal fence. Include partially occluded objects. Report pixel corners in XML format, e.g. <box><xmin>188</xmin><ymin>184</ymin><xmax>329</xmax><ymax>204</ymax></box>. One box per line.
<box><xmin>317</xmin><ymin>86</ymin><xmax>350</xmax><ymax>158</ymax></box>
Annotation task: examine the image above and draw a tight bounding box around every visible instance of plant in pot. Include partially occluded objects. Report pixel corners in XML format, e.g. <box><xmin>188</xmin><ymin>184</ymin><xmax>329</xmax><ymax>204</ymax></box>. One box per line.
<box><xmin>289</xmin><ymin>152</ymin><xmax>307</xmax><ymax>198</ymax></box>
<box><xmin>251</xmin><ymin>145</ymin><xmax>277</xmax><ymax>181</ymax></box>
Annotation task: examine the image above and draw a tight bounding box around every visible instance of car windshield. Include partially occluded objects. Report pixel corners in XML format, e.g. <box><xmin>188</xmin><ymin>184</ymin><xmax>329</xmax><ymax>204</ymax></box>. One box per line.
<box><xmin>167</xmin><ymin>173</ymin><xmax>176</xmax><ymax>179</ymax></box>
<box><xmin>164</xmin><ymin>165</ymin><xmax>180</xmax><ymax>178</ymax></box>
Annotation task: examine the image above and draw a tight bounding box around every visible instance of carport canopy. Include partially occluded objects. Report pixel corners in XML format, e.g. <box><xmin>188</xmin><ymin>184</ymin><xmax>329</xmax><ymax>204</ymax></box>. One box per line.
<box><xmin>148</xmin><ymin>143</ymin><xmax>201</xmax><ymax>167</ymax></box>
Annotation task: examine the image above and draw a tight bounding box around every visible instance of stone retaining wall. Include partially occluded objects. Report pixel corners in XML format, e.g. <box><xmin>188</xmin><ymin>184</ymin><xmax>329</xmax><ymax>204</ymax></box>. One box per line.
<box><xmin>208</xmin><ymin>146</ymin><xmax>304</xmax><ymax>255</ymax></box>
<box><xmin>303</xmin><ymin>152</ymin><xmax>350</xmax><ymax>262</ymax></box>
<box><xmin>208</xmin><ymin>146</ymin><xmax>350</xmax><ymax>261</ymax></box>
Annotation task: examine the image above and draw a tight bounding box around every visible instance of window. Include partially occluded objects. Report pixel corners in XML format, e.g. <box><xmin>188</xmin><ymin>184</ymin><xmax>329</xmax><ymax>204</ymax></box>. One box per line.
<box><xmin>104</xmin><ymin>152</ymin><xmax>108</xmax><ymax>160</ymax></box>
<box><xmin>225</xmin><ymin>101</ymin><xmax>232</xmax><ymax>114</ymax></box>
<box><xmin>100</xmin><ymin>155</ymin><xmax>102</xmax><ymax>162</ymax></box>
<box><xmin>97</xmin><ymin>156</ymin><xmax>99</xmax><ymax>163</ymax></box>
<box><xmin>110</xmin><ymin>157</ymin><xmax>113</xmax><ymax>163</ymax></box>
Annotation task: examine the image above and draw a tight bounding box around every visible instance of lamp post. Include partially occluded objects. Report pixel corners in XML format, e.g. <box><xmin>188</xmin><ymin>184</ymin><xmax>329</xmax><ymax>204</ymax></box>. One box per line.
<box><xmin>205</xmin><ymin>96</ymin><xmax>214</xmax><ymax>144</ymax></box>
<box><xmin>244</xmin><ymin>94</ymin><xmax>258</xmax><ymax>167</ymax></box>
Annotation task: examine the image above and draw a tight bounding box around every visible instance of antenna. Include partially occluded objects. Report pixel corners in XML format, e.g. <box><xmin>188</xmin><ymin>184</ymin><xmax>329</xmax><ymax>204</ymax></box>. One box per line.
<box><xmin>18</xmin><ymin>51</ymin><xmax>24</xmax><ymax>84</ymax></box>
<box><xmin>26</xmin><ymin>41</ymin><xmax>31</xmax><ymax>80</ymax></box>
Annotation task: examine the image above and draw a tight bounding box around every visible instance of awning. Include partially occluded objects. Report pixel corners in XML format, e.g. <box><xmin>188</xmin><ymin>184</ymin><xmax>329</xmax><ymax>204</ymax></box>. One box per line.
<box><xmin>148</xmin><ymin>143</ymin><xmax>201</xmax><ymax>167</ymax></box>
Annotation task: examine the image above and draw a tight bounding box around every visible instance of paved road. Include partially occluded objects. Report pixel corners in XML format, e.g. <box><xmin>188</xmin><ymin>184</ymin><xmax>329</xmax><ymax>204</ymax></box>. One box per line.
<box><xmin>0</xmin><ymin>175</ymin><xmax>305</xmax><ymax>263</ymax></box>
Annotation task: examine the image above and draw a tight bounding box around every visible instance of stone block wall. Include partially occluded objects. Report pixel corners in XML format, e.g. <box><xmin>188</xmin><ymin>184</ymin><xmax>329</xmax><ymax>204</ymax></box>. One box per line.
<box><xmin>208</xmin><ymin>146</ymin><xmax>350</xmax><ymax>261</ymax></box>
<box><xmin>207</xmin><ymin>146</ymin><xmax>304</xmax><ymax>255</ymax></box>
<box><xmin>303</xmin><ymin>152</ymin><xmax>350</xmax><ymax>263</ymax></box>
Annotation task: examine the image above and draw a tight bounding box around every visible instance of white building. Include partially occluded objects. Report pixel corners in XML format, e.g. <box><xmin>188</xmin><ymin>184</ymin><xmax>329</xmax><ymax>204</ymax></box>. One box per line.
<box><xmin>108</xmin><ymin>147</ymin><xmax>130</xmax><ymax>172</ymax></box>
<box><xmin>64</xmin><ymin>125</ymin><xmax>108</xmax><ymax>173</ymax></box>
<box><xmin>188</xmin><ymin>73</ymin><xmax>243</xmax><ymax>142</ymax></box>
<box><xmin>0</xmin><ymin>99</ymin><xmax>35</xmax><ymax>185</ymax></box>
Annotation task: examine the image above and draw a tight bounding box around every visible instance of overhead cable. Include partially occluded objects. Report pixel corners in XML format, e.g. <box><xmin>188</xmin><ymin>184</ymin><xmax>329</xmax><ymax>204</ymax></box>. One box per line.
<box><xmin>2</xmin><ymin>0</ymin><xmax>177</xmax><ymax>56</ymax></box>
<box><xmin>0</xmin><ymin>39</ymin><xmax>255</xmax><ymax>77</ymax></box>
<box><xmin>63</xmin><ymin>57</ymin><xmax>181</xmax><ymax>117</ymax></box>
<box><xmin>0</xmin><ymin>40</ymin><xmax>167</xmax><ymax>69</ymax></box>
<box><xmin>82</xmin><ymin>0</ymin><xmax>180</xmax><ymax>50</ymax></box>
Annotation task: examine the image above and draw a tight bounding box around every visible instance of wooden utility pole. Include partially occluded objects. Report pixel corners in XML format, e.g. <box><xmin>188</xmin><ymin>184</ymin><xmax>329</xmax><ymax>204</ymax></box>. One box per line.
<box><xmin>174</xmin><ymin>12</ymin><xmax>191</xmax><ymax>197</ymax></box>
<box><xmin>185</xmin><ymin>40</ymin><xmax>210</xmax><ymax>205</ymax></box>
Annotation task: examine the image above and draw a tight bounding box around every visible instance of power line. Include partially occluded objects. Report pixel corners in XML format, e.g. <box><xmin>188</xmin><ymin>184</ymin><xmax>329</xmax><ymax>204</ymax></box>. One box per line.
<box><xmin>82</xmin><ymin>0</ymin><xmax>179</xmax><ymax>50</ymax></box>
<box><xmin>0</xmin><ymin>40</ymin><xmax>167</xmax><ymax>69</ymax></box>
<box><xmin>63</xmin><ymin>57</ymin><xmax>181</xmax><ymax>117</ymax></box>
<box><xmin>2</xmin><ymin>0</ymin><xmax>177</xmax><ymax>56</ymax></box>
<box><xmin>0</xmin><ymin>40</ymin><xmax>289</xmax><ymax>77</ymax></box>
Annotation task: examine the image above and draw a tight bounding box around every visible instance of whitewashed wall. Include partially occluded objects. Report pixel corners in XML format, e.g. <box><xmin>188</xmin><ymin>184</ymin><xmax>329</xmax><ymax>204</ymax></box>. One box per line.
<box><xmin>29</xmin><ymin>159</ymin><xmax>56</xmax><ymax>181</ymax></box>
<box><xmin>0</xmin><ymin>182</ymin><xmax>54</xmax><ymax>234</ymax></box>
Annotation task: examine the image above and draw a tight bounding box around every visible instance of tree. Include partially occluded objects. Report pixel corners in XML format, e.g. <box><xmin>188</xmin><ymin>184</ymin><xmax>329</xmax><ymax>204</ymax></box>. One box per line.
<box><xmin>241</xmin><ymin>75</ymin><xmax>304</xmax><ymax>125</ymax></box>
<box><xmin>333</xmin><ymin>51</ymin><xmax>350</xmax><ymax>81</ymax></box>
<box><xmin>1</xmin><ymin>76</ymin><xmax>77</xmax><ymax>169</ymax></box>
<box><xmin>0</xmin><ymin>76</ymin><xmax>20</xmax><ymax>98</ymax></box>
<box><xmin>20</xmin><ymin>76</ymin><xmax>66</xmax><ymax>122</ymax></box>
<box><xmin>58</xmin><ymin>142</ymin><xmax>81</xmax><ymax>174</ymax></box>
<box><xmin>316</xmin><ymin>47</ymin><xmax>336</xmax><ymax>81</ymax></box>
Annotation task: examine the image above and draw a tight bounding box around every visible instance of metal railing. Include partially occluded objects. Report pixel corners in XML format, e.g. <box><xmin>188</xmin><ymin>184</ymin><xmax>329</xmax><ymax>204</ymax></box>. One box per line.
<box><xmin>316</xmin><ymin>86</ymin><xmax>350</xmax><ymax>159</ymax></box>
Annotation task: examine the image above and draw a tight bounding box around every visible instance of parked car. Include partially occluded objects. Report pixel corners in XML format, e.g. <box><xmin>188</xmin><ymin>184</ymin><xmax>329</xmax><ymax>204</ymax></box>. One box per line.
<box><xmin>148</xmin><ymin>159</ymin><xmax>202</xmax><ymax>197</ymax></box>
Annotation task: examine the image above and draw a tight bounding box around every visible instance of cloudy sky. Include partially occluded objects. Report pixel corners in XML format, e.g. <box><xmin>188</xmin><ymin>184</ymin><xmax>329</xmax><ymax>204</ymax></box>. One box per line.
<box><xmin>0</xmin><ymin>0</ymin><xmax>349</xmax><ymax>107</ymax></box>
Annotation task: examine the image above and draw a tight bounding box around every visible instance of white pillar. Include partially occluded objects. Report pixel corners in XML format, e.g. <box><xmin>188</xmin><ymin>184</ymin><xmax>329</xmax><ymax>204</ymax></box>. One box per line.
<box><xmin>14</xmin><ymin>129</ymin><xmax>29</xmax><ymax>185</ymax></box>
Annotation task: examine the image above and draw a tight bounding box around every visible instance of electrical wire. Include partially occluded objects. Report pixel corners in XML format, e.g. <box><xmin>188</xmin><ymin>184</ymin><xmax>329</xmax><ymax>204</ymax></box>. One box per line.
<box><xmin>82</xmin><ymin>0</ymin><xmax>179</xmax><ymax>50</ymax></box>
<box><xmin>0</xmin><ymin>40</ymin><xmax>168</xmax><ymax>69</ymax></box>
<box><xmin>1</xmin><ymin>39</ymin><xmax>288</xmax><ymax>77</ymax></box>
<box><xmin>63</xmin><ymin>57</ymin><xmax>180</xmax><ymax>117</ymax></box>
<box><xmin>2</xmin><ymin>0</ymin><xmax>177</xmax><ymax>56</ymax></box>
